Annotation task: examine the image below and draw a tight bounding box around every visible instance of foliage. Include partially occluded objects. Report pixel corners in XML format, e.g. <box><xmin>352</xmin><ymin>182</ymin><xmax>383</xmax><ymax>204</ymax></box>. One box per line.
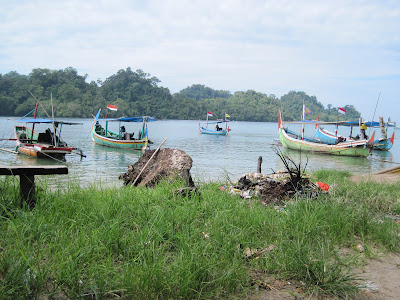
<box><xmin>179</xmin><ymin>84</ymin><xmax>232</xmax><ymax>101</ymax></box>
<box><xmin>280</xmin><ymin>91</ymin><xmax>361</xmax><ymax>121</ymax></box>
<box><xmin>0</xmin><ymin>68</ymin><xmax>363</xmax><ymax>122</ymax></box>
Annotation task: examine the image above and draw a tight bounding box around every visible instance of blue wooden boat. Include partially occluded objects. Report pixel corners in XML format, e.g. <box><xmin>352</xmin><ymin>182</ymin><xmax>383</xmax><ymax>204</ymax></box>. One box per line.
<box><xmin>199</xmin><ymin>112</ymin><xmax>230</xmax><ymax>135</ymax></box>
<box><xmin>315</xmin><ymin>118</ymin><xmax>395</xmax><ymax>151</ymax></box>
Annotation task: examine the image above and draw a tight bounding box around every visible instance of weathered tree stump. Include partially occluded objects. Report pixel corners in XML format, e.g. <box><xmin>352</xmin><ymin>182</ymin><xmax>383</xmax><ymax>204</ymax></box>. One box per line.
<box><xmin>119</xmin><ymin>148</ymin><xmax>194</xmax><ymax>188</ymax></box>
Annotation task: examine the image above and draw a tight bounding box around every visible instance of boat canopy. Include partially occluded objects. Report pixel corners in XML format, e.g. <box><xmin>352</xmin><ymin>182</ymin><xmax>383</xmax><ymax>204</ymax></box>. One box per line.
<box><xmin>284</xmin><ymin>120</ymin><xmax>336</xmax><ymax>125</ymax></box>
<box><xmin>284</xmin><ymin>120</ymin><xmax>396</xmax><ymax>127</ymax></box>
<box><xmin>338</xmin><ymin>121</ymin><xmax>396</xmax><ymax>128</ymax></box>
<box><xmin>97</xmin><ymin>116</ymin><xmax>157</xmax><ymax>122</ymax></box>
<box><xmin>201</xmin><ymin>120</ymin><xmax>230</xmax><ymax>124</ymax></box>
<box><xmin>12</xmin><ymin>118</ymin><xmax>82</xmax><ymax>125</ymax></box>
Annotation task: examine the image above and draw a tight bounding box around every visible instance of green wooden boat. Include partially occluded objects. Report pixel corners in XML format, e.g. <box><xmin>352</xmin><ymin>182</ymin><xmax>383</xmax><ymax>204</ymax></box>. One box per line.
<box><xmin>278</xmin><ymin>110</ymin><xmax>372</xmax><ymax>157</ymax></box>
<box><xmin>91</xmin><ymin>109</ymin><xmax>156</xmax><ymax>150</ymax></box>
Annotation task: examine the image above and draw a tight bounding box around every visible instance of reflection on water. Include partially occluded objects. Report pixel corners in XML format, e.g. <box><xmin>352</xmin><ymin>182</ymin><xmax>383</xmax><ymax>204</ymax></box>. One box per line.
<box><xmin>1</xmin><ymin>117</ymin><xmax>399</xmax><ymax>187</ymax></box>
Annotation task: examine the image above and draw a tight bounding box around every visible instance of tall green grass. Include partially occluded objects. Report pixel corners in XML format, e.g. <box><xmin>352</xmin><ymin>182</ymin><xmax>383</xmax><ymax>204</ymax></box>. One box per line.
<box><xmin>0</xmin><ymin>170</ymin><xmax>399</xmax><ymax>299</ymax></box>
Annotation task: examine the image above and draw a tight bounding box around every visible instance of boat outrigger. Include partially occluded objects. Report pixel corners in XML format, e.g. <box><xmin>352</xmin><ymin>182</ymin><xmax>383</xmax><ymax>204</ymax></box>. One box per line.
<box><xmin>199</xmin><ymin>112</ymin><xmax>230</xmax><ymax>135</ymax></box>
<box><xmin>91</xmin><ymin>108</ymin><xmax>156</xmax><ymax>150</ymax></box>
<box><xmin>278</xmin><ymin>110</ymin><xmax>374</xmax><ymax>157</ymax></box>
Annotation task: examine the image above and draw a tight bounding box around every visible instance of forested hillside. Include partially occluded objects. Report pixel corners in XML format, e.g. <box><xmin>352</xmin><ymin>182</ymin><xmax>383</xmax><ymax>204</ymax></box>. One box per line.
<box><xmin>0</xmin><ymin>67</ymin><xmax>361</xmax><ymax>121</ymax></box>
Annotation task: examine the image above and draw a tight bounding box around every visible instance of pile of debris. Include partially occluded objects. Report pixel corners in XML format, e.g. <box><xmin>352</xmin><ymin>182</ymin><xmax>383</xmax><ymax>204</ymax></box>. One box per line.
<box><xmin>226</xmin><ymin>170</ymin><xmax>322</xmax><ymax>205</ymax></box>
<box><xmin>224</xmin><ymin>150</ymin><xmax>329</xmax><ymax>205</ymax></box>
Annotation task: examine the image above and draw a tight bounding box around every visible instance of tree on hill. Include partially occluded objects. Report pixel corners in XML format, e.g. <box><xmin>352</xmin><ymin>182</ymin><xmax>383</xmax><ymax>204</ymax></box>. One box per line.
<box><xmin>179</xmin><ymin>84</ymin><xmax>231</xmax><ymax>101</ymax></box>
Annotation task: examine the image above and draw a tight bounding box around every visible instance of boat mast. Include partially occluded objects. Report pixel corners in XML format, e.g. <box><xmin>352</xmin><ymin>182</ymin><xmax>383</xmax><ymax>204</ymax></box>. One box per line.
<box><xmin>31</xmin><ymin>100</ymin><xmax>39</xmax><ymax>141</ymax></box>
<box><xmin>206</xmin><ymin>113</ymin><xmax>209</xmax><ymax>129</ymax></box>
<box><xmin>301</xmin><ymin>103</ymin><xmax>305</xmax><ymax>140</ymax></box>
<box><xmin>105</xmin><ymin>110</ymin><xmax>108</xmax><ymax>137</ymax></box>
<box><xmin>51</xmin><ymin>93</ymin><xmax>57</xmax><ymax>146</ymax></box>
<box><xmin>224</xmin><ymin>112</ymin><xmax>227</xmax><ymax>130</ymax></box>
<box><xmin>335</xmin><ymin>114</ymin><xmax>338</xmax><ymax>137</ymax></box>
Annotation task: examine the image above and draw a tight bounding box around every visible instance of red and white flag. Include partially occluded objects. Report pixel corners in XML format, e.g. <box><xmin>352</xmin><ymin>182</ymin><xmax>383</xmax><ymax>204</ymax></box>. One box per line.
<box><xmin>107</xmin><ymin>104</ymin><xmax>118</xmax><ymax>111</ymax></box>
<box><xmin>338</xmin><ymin>107</ymin><xmax>346</xmax><ymax>114</ymax></box>
<box><xmin>207</xmin><ymin>112</ymin><xmax>213</xmax><ymax>116</ymax></box>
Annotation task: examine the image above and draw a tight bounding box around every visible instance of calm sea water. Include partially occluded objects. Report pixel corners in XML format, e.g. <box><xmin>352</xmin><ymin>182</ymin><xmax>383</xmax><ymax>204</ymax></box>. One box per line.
<box><xmin>1</xmin><ymin>117</ymin><xmax>399</xmax><ymax>187</ymax></box>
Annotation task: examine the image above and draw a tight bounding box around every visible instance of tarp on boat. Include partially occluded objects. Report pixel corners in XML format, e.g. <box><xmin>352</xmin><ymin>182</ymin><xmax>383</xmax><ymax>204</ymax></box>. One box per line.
<box><xmin>284</xmin><ymin>120</ymin><xmax>396</xmax><ymax>128</ymax></box>
<box><xmin>200</xmin><ymin>120</ymin><xmax>230</xmax><ymax>124</ymax></box>
<box><xmin>97</xmin><ymin>116</ymin><xmax>157</xmax><ymax>122</ymax></box>
<box><xmin>12</xmin><ymin>118</ymin><xmax>82</xmax><ymax>125</ymax></box>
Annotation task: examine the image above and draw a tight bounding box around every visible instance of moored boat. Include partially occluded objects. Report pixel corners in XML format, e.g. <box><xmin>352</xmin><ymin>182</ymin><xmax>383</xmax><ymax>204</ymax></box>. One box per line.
<box><xmin>278</xmin><ymin>110</ymin><xmax>373</xmax><ymax>157</ymax></box>
<box><xmin>91</xmin><ymin>108</ymin><xmax>156</xmax><ymax>150</ymax></box>
<box><xmin>199</xmin><ymin>112</ymin><xmax>230</xmax><ymax>135</ymax></box>
<box><xmin>14</xmin><ymin>124</ymin><xmax>77</xmax><ymax>159</ymax></box>
<box><xmin>12</xmin><ymin>98</ymin><xmax>82</xmax><ymax>159</ymax></box>
<box><xmin>315</xmin><ymin>117</ymin><xmax>395</xmax><ymax>151</ymax></box>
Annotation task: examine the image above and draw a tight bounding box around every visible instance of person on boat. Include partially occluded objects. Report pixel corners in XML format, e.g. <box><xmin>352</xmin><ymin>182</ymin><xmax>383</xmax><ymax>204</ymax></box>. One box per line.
<box><xmin>120</xmin><ymin>126</ymin><xmax>126</xmax><ymax>139</ymax></box>
<box><xmin>337</xmin><ymin>136</ymin><xmax>346</xmax><ymax>143</ymax></box>
<box><xmin>360</xmin><ymin>123</ymin><xmax>368</xmax><ymax>139</ymax></box>
<box><xmin>46</xmin><ymin>128</ymin><xmax>61</xmax><ymax>145</ymax></box>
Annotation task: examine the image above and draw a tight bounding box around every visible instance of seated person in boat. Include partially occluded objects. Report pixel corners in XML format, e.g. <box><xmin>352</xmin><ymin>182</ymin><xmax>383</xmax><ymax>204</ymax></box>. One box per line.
<box><xmin>360</xmin><ymin>123</ymin><xmax>368</xmax><ymax>139</ymax></box>
<box><xmin>45</xmin><ymin>128</ymin><xmax>63</xmax><ymax>146</ymax></box>
<box><xmin>120</xmin><ymin>126</ymin><xmax>126</xmax><ymax>139</ymax></box>
<box><xmin>215</xmin><ymin>124</ymin><xmax>221</xmax><ymax>131</ymax></box>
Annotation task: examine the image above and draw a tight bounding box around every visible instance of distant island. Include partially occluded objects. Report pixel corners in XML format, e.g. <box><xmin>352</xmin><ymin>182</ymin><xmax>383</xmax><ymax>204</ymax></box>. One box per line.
<box><xmin>0</xmin><ymin>67</ymin><xmax>361</xmax><ymax>122</ymax></box>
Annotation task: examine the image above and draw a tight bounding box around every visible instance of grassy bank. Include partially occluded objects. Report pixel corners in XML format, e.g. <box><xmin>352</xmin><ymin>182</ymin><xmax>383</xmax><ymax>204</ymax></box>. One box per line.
<box><xmin>0</xmin><ymin>170</ymin><xmax>399</xmax><ymax>299</ymax></box>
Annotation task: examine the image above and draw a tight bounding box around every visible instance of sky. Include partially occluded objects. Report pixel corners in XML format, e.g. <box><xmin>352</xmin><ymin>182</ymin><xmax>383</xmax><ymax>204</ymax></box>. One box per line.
<box><xmin>1</xmin><ymin>0</ymin><xmax>399</xmax><ymax>121</ymax></box>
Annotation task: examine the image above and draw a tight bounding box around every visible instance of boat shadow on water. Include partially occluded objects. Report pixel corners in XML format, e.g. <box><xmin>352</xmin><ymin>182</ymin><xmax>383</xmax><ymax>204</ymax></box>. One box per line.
<box><xmin>91</xmin><ymin>143</ymin><xmax>144</xmax><ymax>161</ymax></box>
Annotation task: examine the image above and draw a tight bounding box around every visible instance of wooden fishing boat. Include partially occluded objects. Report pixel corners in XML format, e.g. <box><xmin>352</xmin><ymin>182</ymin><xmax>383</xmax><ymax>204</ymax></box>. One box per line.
<box><xmin>278</xmin><ymin>110</ymin><xmax>373</xmax><ymax>157</ymax></box>
<box><xmin>314</xmin><ymin>117</ymin><xmax>395</xmax><ymax>151</ymax></box>
<box><xmin>12</xmin><ymin>99</ymin><xmax>82</xmax><ymax>159</ymax></box>
<box><xmin>91</xmin><ymin>109</ymin><xmax>156</xmax><ymax>150</ymax></box>
<box><xmin>14</xmin><ymin>123</ymin><xmax>76</xmax><ymax>159</ymax></box>
<box><xmin>315</xmin><ymin>126</ymin><xmax>394</xmax><ymax>151</ymax></box>
<box><xmin>199</xmin><ymin>112</ymin><xmax>230</xmax><ymax>135</ymax></box>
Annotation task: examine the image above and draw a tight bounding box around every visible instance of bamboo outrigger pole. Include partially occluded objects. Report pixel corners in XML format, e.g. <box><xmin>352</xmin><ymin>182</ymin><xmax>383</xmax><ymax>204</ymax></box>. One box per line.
<box><xmin>0</xmin><ymin>147</ymin><xmax>18</xmax><ymax>154</ymax></box>
<box><xmin>132</xmin><ymin>137</ymin><xmax>167</xmax><ymax>186</ymax></box>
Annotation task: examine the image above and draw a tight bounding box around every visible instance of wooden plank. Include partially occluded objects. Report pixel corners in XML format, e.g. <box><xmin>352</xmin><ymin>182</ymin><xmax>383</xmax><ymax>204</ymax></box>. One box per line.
<box><xmin>374</xmin><ymin>165</ymin><xmax>400</xmax><ymax>175</ymax></box>
<box><xmin>20</xmin><ymin>174</ymin><xmax>36</xmax><ymax>208</ymax></box>
<box><xmin>0</xmin><ymin>165</ymin><xmax>68</xmax><ymax>209</ymax></box>
<box><xmin>0</xmin><ymin>165</ymin><xmax>68</xmax><ymax>176</ymax></box>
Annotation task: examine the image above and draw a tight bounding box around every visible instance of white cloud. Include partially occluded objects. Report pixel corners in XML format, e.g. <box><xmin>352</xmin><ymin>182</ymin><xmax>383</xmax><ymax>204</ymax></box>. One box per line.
<box><xmin>0</xmin><ymin>0</ymin><xmax>399</xmax><ymax>120</ymax></box>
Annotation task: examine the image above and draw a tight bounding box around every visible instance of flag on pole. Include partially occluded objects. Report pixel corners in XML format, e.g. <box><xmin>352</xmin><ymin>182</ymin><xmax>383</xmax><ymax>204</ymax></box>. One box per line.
<box><xmin>107</xmin><ymin>104</ymin><xmax>118</xmax><ymax>111</ymax></box>
<box><xmin>338</xmin><ymin>107</ymin><xmax>346</xmax><ymax>114</ymax></box>
<box><xmin>225</xmin><ymin>113</ymin><xmax>230</xmax><ymax>118</ymax></box>
<box><xmin>304</xmin><ymin>106</ymin><xmax>311</xmax><ymax>115</ymax></box>
<box><xmin>207</xmin><ymin>112</ymin><xmax>213</xmax><ymax>116</ymax></box>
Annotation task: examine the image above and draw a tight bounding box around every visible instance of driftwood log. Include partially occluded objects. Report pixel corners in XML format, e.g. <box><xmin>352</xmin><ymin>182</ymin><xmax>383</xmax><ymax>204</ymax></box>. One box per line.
<box><xmin>119</xmin><ymin>148</ymin><xmax>194</xmax><ymax>188</ymax></box>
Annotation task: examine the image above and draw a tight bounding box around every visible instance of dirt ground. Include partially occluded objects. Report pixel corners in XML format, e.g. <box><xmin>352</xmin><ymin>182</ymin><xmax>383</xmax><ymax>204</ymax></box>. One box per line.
<box><xmin>251</xmin><ymin>172</ymin><xmax>400</xmax><ymax>299</ymax></box>
<box><xmin>349</xmin><ymin>173</ymin><xmax>400</xmax><ymax>184</ymax></box>
<box><xmin>250</xmin><ymin>252</ymin><xmax>400</xmax><ymax>300</ymax></box>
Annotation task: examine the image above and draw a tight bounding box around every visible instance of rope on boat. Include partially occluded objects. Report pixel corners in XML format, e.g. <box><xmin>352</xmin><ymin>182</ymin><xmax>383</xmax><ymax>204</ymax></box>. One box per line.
<box><xmin>41</xmin><ymin>151</ymin><xmax>67</xmax><ymax>163</ymax></box>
